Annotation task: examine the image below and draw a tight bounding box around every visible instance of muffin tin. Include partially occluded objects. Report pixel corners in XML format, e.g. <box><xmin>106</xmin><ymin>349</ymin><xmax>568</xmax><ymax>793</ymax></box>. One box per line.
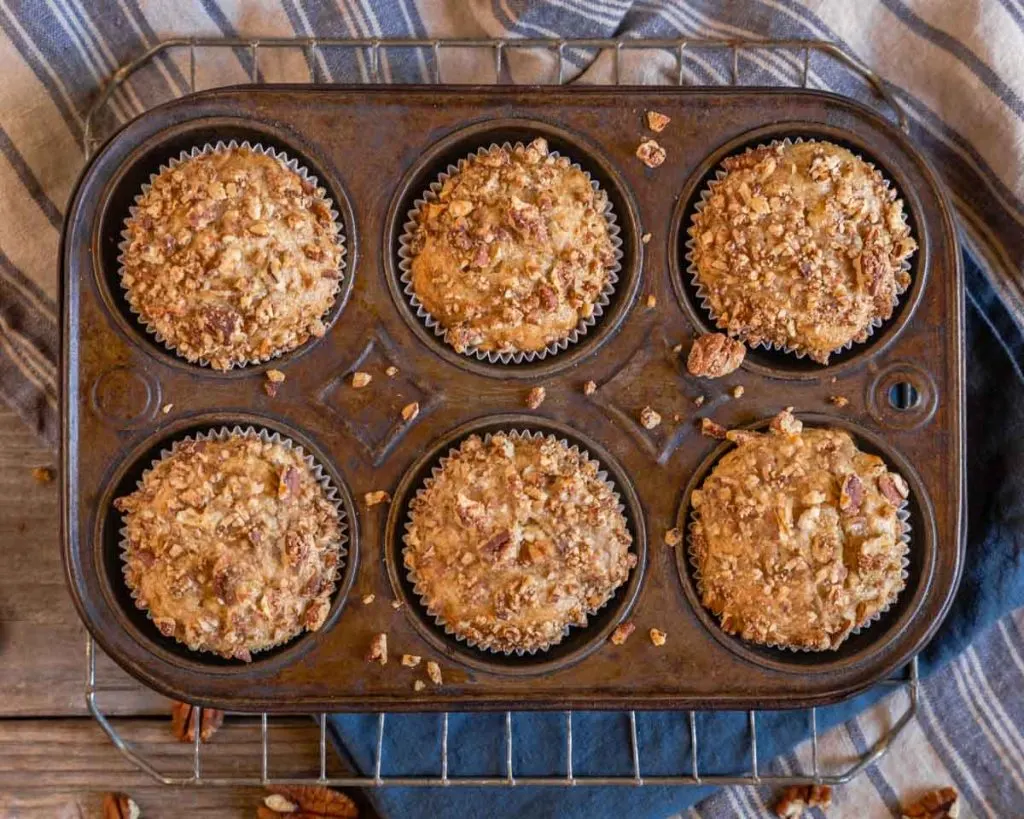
<box><xmin>60</xmin><ymin>86</ymin><xmax>963</xmax><ymax>713</ymax></box>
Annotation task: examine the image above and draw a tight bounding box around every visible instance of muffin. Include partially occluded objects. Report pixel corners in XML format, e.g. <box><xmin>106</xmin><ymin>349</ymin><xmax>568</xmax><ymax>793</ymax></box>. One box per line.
<box><xmin>120</xmin><ymin>145</ymin><xmax>343</xmax><ymax>369</ymax></box>
<box><xmin>689</xmin><ymin>140</ymin><xmax>916</xmax><ymax>363</ymax></box>
<box><xmin>114</xmin><ymin>431</ymin><xmax>343</xmax><ymax>661</ymax></box>
<box><xmin>403</xmin><ymin>431</ymin><xmax>635</xmax><ymax>653</ymax></box>
<box><xmin>405</xmin><ymin>137</ymin><xmax>616</xmax><ymax>357</ymax></box>
<box><xmin>690</xmin><ymin>409</ymin><xmax>908</xmax><ymax>651</ymax></box>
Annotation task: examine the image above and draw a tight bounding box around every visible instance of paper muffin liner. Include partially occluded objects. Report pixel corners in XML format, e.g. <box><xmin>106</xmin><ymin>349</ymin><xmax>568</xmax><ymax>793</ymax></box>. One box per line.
<box><xmin>685</xmin><ymin>137</ymin><xmax>916</xmax><ymax>363</ymax></box>
<box><xmin>402</xmin><ymin>429</ymin><xmax>636</xmax><ymax>655</ymax></box>
<box><xmin>397</xmin><ymin>141</ymin><xmax>623</xmax><ymax>364</ymax></box>
<box><xmin>117</xmin><ymin>140</ymin><xmax>347</xmax><ymax>370</ymax></box>
<box><xmin>117</xmin><ymin>425</ymin><xmax>349</xmax><ymax>660</ymax></box>
<box><xmin>686</xmin><ymin>461</ymin><xmax>911</xmax><ymax>654</ymax></box>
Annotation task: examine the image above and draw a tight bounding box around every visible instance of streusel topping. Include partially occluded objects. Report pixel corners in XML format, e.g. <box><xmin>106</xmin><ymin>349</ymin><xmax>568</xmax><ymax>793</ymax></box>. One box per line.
<box><xmin>121</xmin><ymin>146</ymin><xmax>343</xmax><ymax>369</ymax></box>
<box><xmin>403</xmin><ymin>432</ymin><xmax>635</xmax><ymax>653</ymax></box>
<box><xmin>114</xmin><ymin>432</ymin><xmax>342</xmax><ymax>661</ymax></box>
<box><xmin>407</xmin><ymin>137</ymin><xmax>615</xmax><ymax>354</ymax></box>
<box><xmin>690</xmin><ymin>141</ymin><xmax>916</xmax><ymax>363</ymax></box>
<box><xmin>690</xmin><ymin>410</ymin><xmax>907</xmax><ymax>651</ymax></box>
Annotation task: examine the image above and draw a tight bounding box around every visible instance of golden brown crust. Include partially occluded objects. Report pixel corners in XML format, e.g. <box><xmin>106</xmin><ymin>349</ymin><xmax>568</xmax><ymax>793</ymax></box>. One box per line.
<box><xmin>690</xmin><ymin>141</ymin><xmax>916</xmax><ymax>363</ymax></box>
<box><xmin>121</xmin><ymin>147</ymin><xmax>343</xmax><ymax>370</ymax></box>
<box><xmin>114</xmin><ymin>432</ymin><xmax>342</xmax><ymax>661</ymax></box>
<box><xmin>690</xmin><ymin>410</ymin><xmax>907</xmax><ymax>650</ymax></box>
<box><xmin>403</xmin><ymin>432</ymin><xmax>635</xmax><ymax>653</ymax></box>
<box><xmin>407</xmin><ymin>138</ymin><xmax>615</xmax><ymax>355</ymax></box>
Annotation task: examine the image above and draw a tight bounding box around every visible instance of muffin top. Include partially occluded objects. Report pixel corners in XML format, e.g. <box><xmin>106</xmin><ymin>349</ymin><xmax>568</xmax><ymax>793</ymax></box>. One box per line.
<box><xmin>690</xmin><ymin>409</ymin><xmax>908</xmax><ymax>651</ymax></box>
<box><xmin>114</xmin><ymin>432</ymin><xmax>343</xmax><ymax>661</ymax></box>
<box><xmin>407</xmin><ymin>137</ymin><xmax>616</xmax><ymax>355</ymax></box>
<box><xmin>120</xmin><ymin>146</ymin><xmax>343</xmax><ymax>369</ymax></box>
<box><xmin>690</xmin><ymin>141</ymin><xmax>916</xmax><ymax>363</ymax></box>
<box><xmin>403</xmin><ymin>432</ymin><xmax>635</xmax><ymax>653</ymax></box>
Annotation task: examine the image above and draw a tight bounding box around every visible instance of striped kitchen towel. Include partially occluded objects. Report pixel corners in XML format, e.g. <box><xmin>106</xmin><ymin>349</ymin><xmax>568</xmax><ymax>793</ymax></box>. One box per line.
<box><xmin>3</xmin><ymin>2</ymin><xmax>1023</xmax><ymax>817</ymax></box>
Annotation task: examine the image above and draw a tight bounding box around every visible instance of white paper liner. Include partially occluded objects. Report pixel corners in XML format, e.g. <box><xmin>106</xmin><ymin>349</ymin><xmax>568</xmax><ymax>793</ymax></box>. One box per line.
<box><xmin>117</xmin><ymin>140</ymin><xmax>347</xmax><ymax>369</ymax></box>
<box><xmin>117</xmin><ymin>425</ymin><xmax>349</xmax><ymax>661</ymax></box>
<box><xmin>397</xmin><ymin>142</ymin><xmax>623</xmax><ymax>364</ymax></box>
<box><xmin>401</xmin><ymin>429</ymin><xmax>636</xmax><ymax>655</ymax></box>
<box><xmin>686</xmin><ymin>456</ymin><xmax>911</xmax><ymax>654</ymax></box>
<box><xmin>684</xmin><ymin>137</ymin><xmax>916</xmax><ymax>363</ymax></box>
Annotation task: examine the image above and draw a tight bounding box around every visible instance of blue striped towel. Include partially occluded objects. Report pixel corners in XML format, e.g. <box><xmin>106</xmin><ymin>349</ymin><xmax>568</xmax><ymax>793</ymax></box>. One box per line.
<box><xmin>2</xmin><ymin>1</ymin><xmax>1022</xmax><ymax>816</ymax></box>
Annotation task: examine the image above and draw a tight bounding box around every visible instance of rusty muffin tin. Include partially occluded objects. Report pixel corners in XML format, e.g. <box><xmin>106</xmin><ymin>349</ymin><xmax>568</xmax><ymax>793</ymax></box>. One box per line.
<box><xmin>61</xmin><ymin>86</ymin><xmax>963</xmax><ymax>713</ymax></box>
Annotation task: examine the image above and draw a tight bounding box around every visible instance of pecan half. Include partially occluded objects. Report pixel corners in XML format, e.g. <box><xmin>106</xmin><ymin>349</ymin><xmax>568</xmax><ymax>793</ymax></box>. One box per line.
<box><xmin>878</xmin><ymin>472</ymin><xmax>910</xmax><ymax>504</ymax></box>
<box><xmin>610</xmin><ymin>622</ymin><xmax>635</xmax><ymax>645</ymax></box>
<box><xmin>102</xmin><ymin>792</ymin><xmax>140</xmax><ymax>819</ymax></box>
<box><xmin>840</xmin><ymin>474</ymin><xmax>865</xmax><ymax>513</ymax></box>
<box><xmin>687</xmin><ymin>333</ymin><xmax>746</xmax><ymax>378</ymax></box>
<box><xmin>773</xmin><ymin>784</ymin><xmax>833</xmax><ymax>817</ymax></box>
<box><xmin>170</xmin><ymin>701</ymin><xmax>224</xmax><ymax>743</ymax></box>
<box><xmin>901</xmin><ymin>786</ymin><xmax>960</xmax><ymax>818</ymax></box>
<box><xmin>262</xmin><ymin>784</ymin><xmax>359</xmax><ymax>817</ymax></box>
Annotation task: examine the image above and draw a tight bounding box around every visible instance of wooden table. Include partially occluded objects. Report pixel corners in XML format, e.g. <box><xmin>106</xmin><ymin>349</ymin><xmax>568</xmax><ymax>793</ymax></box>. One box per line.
<box><xmin>0</xmin><ymin>406</ymin><xmax>374</xmax><ymax>817</ymax></box>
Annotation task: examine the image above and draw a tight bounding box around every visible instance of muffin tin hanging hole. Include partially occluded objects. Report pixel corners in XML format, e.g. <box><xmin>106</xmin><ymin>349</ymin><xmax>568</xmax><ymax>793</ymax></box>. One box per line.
<box><xmin>383</xmin><ymin>413</ymin><xmax>647</xmax><ymax>676</ymax></box>
<box><xmin>383</xmin><ymin>118</ymin><xmax>643</xmax><ymax>380</ymax></box>
<box><xmin>93</xmin><ymin>117</ymin><xmax>357</xmax><ymax>376</ymax></box>
<box><xmin>868</xmin><ymin>362</ymin><xmax>938</xmax><ymax>430</ymax></box>
<box><xmin>669</xmin><ymin>123</ymin><xmax>929</xmax><ymax>381</ymax></box>
<box><xmin>94</xmin><ymin>413</ymin><xmax>358</xmax><ymax>673</ymax></box>
<box><xmin>673</xmin><ymin>412</ymin><xmax>936</xmax><ymax>675</ymax></box>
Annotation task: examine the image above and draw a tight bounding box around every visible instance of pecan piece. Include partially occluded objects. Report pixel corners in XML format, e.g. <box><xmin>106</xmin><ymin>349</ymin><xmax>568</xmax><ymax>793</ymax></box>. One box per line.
<box><xmin>700</xmin><ymin>417</ymin><xmax>728</xmax><ymax>440</ymax></box>
<box><xmin>102</xmin><ymin>792</ymin><xmax>141</xmax><ymax>819</ymax></box>
<box><xmin>610</xmin><ymin>622</ymin><xmax>636</xmax><ymax>645</ymax></box>
<box><xmin>649</xmin><ymin>628</ymin><xmax>667</xmax><ymax>646</ymax></box>
<box><xmin>263</xmin><ymin>784</ymin><xmax>359</xmax><ymax>817</ymax></box>
<box><xmin>351</xmin><ymin>371</ymin><xmax>372</xmax><ymax>388</ymax></box>
<box><xmin>525</xmin><ymin>386</ymin><xmax>546</xmax><ymax>409</ymax></box>
<box><xmin>426</xmin><ymin>660</ymin><xmax>443</xmax><ymax>685</ymax></box>
<box><xmin>366</xmin><ymin>633</ymin><xmax>388</xmax><ymax>665</ymax></box>
<box><xmin>645</xmin><ymin>110</ymin><xmax>671</xmax><ymax>132</ymax></box>
<box><xmin>278</xmin><ymin>466</ymin><xmax>301</xmax><ymax>500</ymax></box>
<box><xmin>583</xmin><ymin>380</ymin><xmax>597</xmax><ymax>396</ymax></box>
<box><xmin>901</xmin><ymin>786</ymin><xmax>960</xmax><ymax>818</ymax></box>
<box><xmin>769</xmin><ymin>407</ymin><xmax>803</xmax><ymax>436</ymax></box>
<box><xmin>725</xmin><ymin>429</ymin><xmax>762</xmax><ymax>446</ymax></box>
<box><xmin>364</xmin><ymin>490</ymin><xmax>391</xmax><ymax>507</ymax></box>
<box><xmin>828</xmin><ymin>394</ymin><xmax>849</xmax><ymax>407</ymax></box>
<box><xmin>31</xmin><ymin>466</ymin><xmax>54</xmax><ymax>484</ymax></box>
<box><xmin>687</xmin><ymin>334</ymin><xmax>746</xmax><ymax>378</ymax></box>
<box><xmin>878</xmin><ymin>472</ymin><xmax>910</xmax><ymax>504</ymax></box>
<box><xmin>840</xmin><ymin>474</ymin><xmax>865</xmax><ymax>513</ymax></box>
<box><xmin>664</xmin><ymin>527</ymin><xmax>682</xmax><ymax>547</ymax></box>
<box><xmin>640</xmin><ymin>406</ymin><xmax>662</xmax><ymax>429</ymax></box>
<box><xmin>773</xmin><ymin>784</ymin><xmax>833</xmax><ymax>817</ymax></box>
<box><xmin>401</xmin><ymin>401</ymin><xmax>420</xmax><ymax>422</ymax></box>
<box><xmin>170</xmin><ymin>700</ymin><xmax>224</xmax><ymax>743</ymax></box>
<box><xmin>636</xmin><ymin>138</ymin><xmax>666</xmax><ymax>168</ymax></box>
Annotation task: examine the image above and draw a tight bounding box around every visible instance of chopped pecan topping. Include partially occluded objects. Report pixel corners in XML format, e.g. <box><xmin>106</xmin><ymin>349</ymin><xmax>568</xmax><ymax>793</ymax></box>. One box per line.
<box><xmin>769</xmin><ymin>408</ymin><xmax>803</xmax><ymax>436</ymax></box>
<box><xmin>878</xmin><ymin>472</ymin><xmax>909</xmax><ymax>504</ymax></box>
<box><xmin>840</xmin><ymin>473</ymin><xmax>865</xmax><ymax>512</ymax></box>
<box><xmin>687</xmin><ymin>333</ymin><xmax>746</xmax><ymax>378</ymax></box>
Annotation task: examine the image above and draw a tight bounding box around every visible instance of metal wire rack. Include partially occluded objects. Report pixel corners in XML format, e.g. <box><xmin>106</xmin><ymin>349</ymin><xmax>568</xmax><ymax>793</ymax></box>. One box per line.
<box><xmin>83</xmin><ymin>35</ymin><xmax>917</xmax><ymax>790</ymax></box>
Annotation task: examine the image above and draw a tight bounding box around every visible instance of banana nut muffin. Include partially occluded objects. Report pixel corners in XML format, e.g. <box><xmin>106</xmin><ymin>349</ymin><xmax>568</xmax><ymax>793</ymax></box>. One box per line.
<box><xmin>114</xmin><ymin>432</ymin><xmax>343</xmax><ymax>661</ymax></box>
<box><xmin>689</xmin><ymin>140</ymin><xmax>916</xmax><ymax>363</ymax></box>
<box><xmin>406</xmin><ymin>137</ymin><xmax>616</xmax><ymax>355</ymax></box>
<box><xmin>120</xmin><ymin>146</ymin><xmax>343</xmax><ymax>369</ymax></box>
<box><xmin>403</xmin><ymin>432</ymin><xmax>635</xmax><ymax>653</ymax></box>
<box><xmin>690</xmin><ymin>409</ymin><xmax>908</xmax><ymax>651</ymax></box>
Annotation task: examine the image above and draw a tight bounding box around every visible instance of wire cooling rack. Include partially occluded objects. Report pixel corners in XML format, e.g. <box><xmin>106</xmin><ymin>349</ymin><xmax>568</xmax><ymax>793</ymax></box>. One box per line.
<box><xmin>83</xmin><ymin>36</ymin><xmax>917</xmax><ymax>789</ymax></box>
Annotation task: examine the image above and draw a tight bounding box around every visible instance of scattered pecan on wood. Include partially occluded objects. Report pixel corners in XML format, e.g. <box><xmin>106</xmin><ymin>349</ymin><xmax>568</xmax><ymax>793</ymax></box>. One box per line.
<box><xmin>259</xmin><ymin>784</ymin><xmax>359</xmax><ymax>817</ymax></box>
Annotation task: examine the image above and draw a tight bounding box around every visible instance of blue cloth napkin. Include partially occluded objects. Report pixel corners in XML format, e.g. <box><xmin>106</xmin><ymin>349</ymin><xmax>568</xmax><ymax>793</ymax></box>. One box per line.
<box><xmin>328</xmin><ymin>247</ymin><xmax>1024</xmax><ymax>818</ymax></box>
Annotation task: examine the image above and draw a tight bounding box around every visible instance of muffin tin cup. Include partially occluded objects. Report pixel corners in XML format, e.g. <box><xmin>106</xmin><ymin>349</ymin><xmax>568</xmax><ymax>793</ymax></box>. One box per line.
<box><xmin>401</xmin><ymin>428</ymin><xmax>637</xmax><ymax>657</ymax></box>
<box><xmin>397</xmin><ymin>141</ymin><xmax>623</xmax><ymax>365</ymax></box>
<box><xmin>117</xmin><ymin>139</ymin><xmax>347</xmax><ymax>370</ymax></box>
<box><xmin>117</xmin><ymin>425</ymin><xmax>349</xmax><ymax>662</ymax></box>
<box><xmin>684</xmin><ymin>137</ymin><xmax>915</xmax><ymax>364</ymax></box>
<box><xmin>686</xmin><ymin>506</ymin><xmax>911</xmax><ymax>655</ymax></box>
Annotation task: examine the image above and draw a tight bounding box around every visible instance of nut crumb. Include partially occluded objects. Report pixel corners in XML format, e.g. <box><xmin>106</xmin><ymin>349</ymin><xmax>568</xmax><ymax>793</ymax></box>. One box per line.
<box><xmin>645</xmin><ymin>110</ymin><xmax>671</xmax><ymax>132</ymax></box>
<box><xmin>649</xmin><ymin>628</ymin><xmax>667</xmax><ymax>646</ymax></box>
<box><xmin>413</xmin><ymin>680</ymin><xmax>426</xmax><ymax>692</ymax></box>
<box><xmin>700</xmin><ymin>417</ymin><xmax>728</xmax><ymax>439</ymax></box>
<box><xmin>525</xmin><ymin>386</ymin><xmax>546</xmax><ymax>409</ymax></box>
<box><xmin>351</xmin><ymin>371</ymin><xmax>372</xmax><ymax>388</ymax></box>
<box><xmin>266</xmin><ymin>369</ymin><xmax>286</xmax><ymax>383</ymax></box>
<box><xmin>665</xmin><ymin>527</ymin><xmax>682</xmax><ymax>547</ymax></box>
<box><xmin>31</xmin><ymin>466</ymin><xmax>54</xmax><ymax>484</ymax></box>
<box><xmin>583</xmin><ymin>380</ymin><xmax>597</xmax><ymax>396</ymax></box>
<box><xmin>732</xmin><ymin>385</ymin><xmax>745</xmax><ymax>399</ymax></box>
<box><xmin>828</xmin><ymin>394</ymin><xmax>850</xmax><ymax>407</ymax></box>
<box><xmin>830</xmin><ymin>376</ymin><xmax>838</xmax><ymax>384</ymax></box>
<box><xmin>774</xmin><ymin>784</ymin><xmax>833</xmax><ymax>818</ymax></box>
<box><xmin>694</xmin><ymin>395</ymin><xmax>706</xmax><ymax>408</ymax></box>
<box><xmin>401</xmin><ymin>401</ymin><xmax>420</xmax><ymax>421</ymax></box>
<box><xmin>672</xmin><ymin>343</ymin><xmax>683</xmax><ymax>354</ymax></box>
<box><xmin>401</xmin><ymin>654</ymin><xmax>422</xmax><ymax>668</ymax></box>
<box><xmin>386</xmin><ymin>366</ymin><xmax>399</xmax><ymax>377</ymax></box>
<box><xmin>391</xmin><ymin>599</ymin><xmax>403</xmax><ymax>610</ymax></box>
<box><xmin>161</xmin><ymin>403</ymin><xmax>174</xmax><ymax>414</ymax></box>
<box><xmin>640</xmin><ymin>406</ymin><xmax>662</xmax><ymax>429</ymax></box>
<box><xmin>426</xmin><ymin>660</ymin><xmax>442</xmax><ymax>685</ymax></box>
<box><xmin>646</xmin><ymin>294</ymin><xmax>657</xmax><ymax>309</ymax></box>
<box><xmin>672</xmin><ymin>413</ymin><xmax>682</xmax><ymax>422</ymax></box>
<box><xmin>610</xmin><ymin>622</ymin><xmax>636</xmax><ymax>645</ymax></box>
<box><xmin>364</xmin><ymin>490</ymin><xmax>391</xmax><ymax>507</ymax></box>
<box><xmin>263</xmin><ymin>381</ymin><xmax>280</xmax><ymax>398</ymax></box>
<box><xmin>636</xmin><ymin>139</ymin><xmax>666</xmax><ymax>168</ymax></box>
<box><xmin>901</xmin><ymin>786</ymin><xmax>960</xmax><ymax>818</ymax></box>
<box><xmin>366</xmin><ymin>633</ymin><xmax>387</xmax><ymax>665</ymax></box>
<box><xmin>641</xmin><ymin>232</ymin><xmax>652</xmax><ymax>244</ymax></box>
<box><xmin>769</xmin><ymin>407</ymin><xmax>803</xmax><ymax>436</ymax></box>
<box><xmin>687</xmin><ymin>334</ymin><xmax>746</xmax><ymax>378</ymax></box>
